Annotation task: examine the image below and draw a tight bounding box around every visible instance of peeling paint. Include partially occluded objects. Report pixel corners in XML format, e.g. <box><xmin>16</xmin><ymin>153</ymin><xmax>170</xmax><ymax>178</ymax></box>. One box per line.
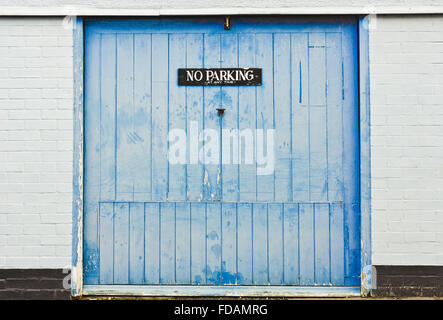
<box><xmin>203</xmin><ymin>170</ymin><xmax>209</xmax><ymax>185</ymax></box>
<box><xmin>72</xmin><ymin>17</ymin><xmax>84</xmax><ymax>298</ymax></box>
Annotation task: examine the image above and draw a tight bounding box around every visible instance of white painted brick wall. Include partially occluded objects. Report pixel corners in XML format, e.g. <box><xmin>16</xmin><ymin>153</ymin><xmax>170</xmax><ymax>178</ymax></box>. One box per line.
<box><xmin>0</xmin><ymin>17</ymin><xmax>73</xmax><ymax>268</ymax></box>
<box><xmin>370</xmin><ymin>15</ymin><xmax>443</xmax><ymax>265</ymax></box>
<box><xmin>1</xmin><ymin>15</ymin><xmax>443</xmax><ymax>269</ymax></box>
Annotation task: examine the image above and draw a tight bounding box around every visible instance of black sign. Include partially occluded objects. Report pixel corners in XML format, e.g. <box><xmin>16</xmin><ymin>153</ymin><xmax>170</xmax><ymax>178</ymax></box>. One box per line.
<box><xmin>178</xmin><ymin>68</ymin><xmax>262</xmax><ymax>86</ymax></box>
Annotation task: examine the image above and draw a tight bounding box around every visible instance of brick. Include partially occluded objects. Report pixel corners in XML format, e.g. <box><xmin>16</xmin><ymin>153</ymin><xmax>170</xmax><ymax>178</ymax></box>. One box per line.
<box><xmin>54</xmin><ymin>289</ymin><xmax>71</xmax><ymax>300</ymax></box>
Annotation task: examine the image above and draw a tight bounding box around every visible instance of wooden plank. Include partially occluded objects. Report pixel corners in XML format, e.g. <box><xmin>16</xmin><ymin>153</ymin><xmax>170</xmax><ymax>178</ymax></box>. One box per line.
<box><xmin>160</xmin><ymin>202</ymin><xmax>175</xmax><ymax>283</ymax></box>
<box><xmin>129</xmin><ymin>202</ymin><xmax>144</xmax><ymax>283</ymax></box>
<box><xmin>116</xmin><ymin>34</ymin><xmax>134</xmax><ymax>201</ymax></box>
<box><xmin>237</xmin><ymin>202</ymin><xmax>252</xmax><ymax>284</ymax></box>
<box><xmin>186</xmin><ymin>34</ymin><xmax>204</xmax><ymax>201</ymax></box>
<box><xmin>145</xmin><ymin>202</ymin><xmax>160</xmax><ymax>284</ymax></box>
<box><xmin>326</xmin><ymin>32</ymin><xmax>344</xmax><ymax>202</ymax></box>
<box><xmin>221</xmin><ymin>33</ymin><xmax>240</xmax><ymax>201</ymax></box>
<box><xmin>291</xmin><ymin>33</ymin><xmax>309</xmax><ymax>201</ymax></box>
<box><xmin>151</xmin><ymin>33</ymin><xmax>169</xmax><ymax>200</ymax></box>
<box><xmin>252</xmin><ymin>203</ymin><xmax>268</xmax><ymax>284</ymax></box>
<box><xmin>113</xmin><ymin>202</ymin><xmax>129</xmax><ymax>284</ymax></box>
<box><xmin>99</xmin><ymin>202</ymin><xmax>114</xmax><ymax>284</ymax></box>
<box><xmin>83</xmin><ymin>30</ymin><xmax>101</xmax><ymax>285</ymax></box>
<box><xmin>238</xmin><ymin>33</ymin><xmax>256</xmax><ymax>201</ymax></box>
<box><xmin>84</xmin><ymin>284</ymin><xmax>361</xmax><ymax>297</ymax></box>
<box><xmin>168</xmin><ymin>34</ymin><xmax>187</xmax><ymax>201</ymax></box>
<box><xmin>342</xmin><ymin>26</ymin><xmax>361</xmax><ymax>285</ymax></box>
<box><xmin>206</xmin><ymin>202</ymin><xmax>222</xmax><ymax>284</ymax></box>
<box><xmin>308</xmin><ymin>32</ymin><xmax>327</xmax><ymax>201</ymax></box>
<box><xmin>299</xmin><ymin>203</ymin><xmax>314</xmax><ymax>285</ymax></box>
<box><xmin>133</xmin><ymin>33</ymin><xmax>152</xmax><ymax>201</ymax></box>
<box><xmin>314</xmin><ymin>203</ymin><xmax>330</xmax><ymax>285</ymax></box>
<box><xmin>274</xmin><ymin>33</ymin><xmax>292</xmax><ymax>202</ymax></box>
<box><xmin>202</xmin><ymin>33</ymin><xmax>221</xmax><ymax>201</ymax></box>
<box><xmin>330</xmin><ymin>202</ymin><xmax>345</xmax><ymax>285</ymax></box>
<box><xmin>176</xmin><ymin>202</ymin><xmax>191</xmax><ymax>283</ymax></box>
<box><xmin>190</xmin><ymin>202</ymin><xmax>206</xmax><ymax>284</ymax></box>
<box><xmin>83</xmin><ymin>18</ymin><xmax>353</xmax><ymax>34</ymax></box>
<box><xmin>255</xmin><ymin>33</ymin><xmax>274</xmax><ymax>201</ymax></box>
<box><xmin>283</xmin><ymin>203</ymin><xmax>299</xmax><ymax>284</ymax></box>
<box><xmin>221</xmin><ymin>202</ymin><xmax>237</xmax><ymax>284</ymax></box>
<box><xmin>100</xmin><ymin>33</ymin><xmax>116</xmax><ymax>201</ymax></box>
<box><xmin>268</xmin><ymin>203</ymin><xmax>284</xmax><ymax>284</ymax></box>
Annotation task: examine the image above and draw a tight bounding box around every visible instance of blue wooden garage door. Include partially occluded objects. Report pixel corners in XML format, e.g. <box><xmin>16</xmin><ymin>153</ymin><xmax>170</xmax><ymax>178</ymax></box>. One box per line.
<box><xmin>83</xmin><ymin>17</ymin><xmax>360</xmax><ymax>287</ymax></box>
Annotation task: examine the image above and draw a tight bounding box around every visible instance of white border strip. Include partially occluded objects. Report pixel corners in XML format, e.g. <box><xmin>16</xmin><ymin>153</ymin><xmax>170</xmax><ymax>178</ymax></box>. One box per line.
<box><xmin>83</xmin><ymin>285</ymin><xmax>361</xmax><ymax>297</ymax></box>
<box><xmin>1</xmin><ymin>6</ymin><xmax>443</xmax><ymax>16</ymax></box>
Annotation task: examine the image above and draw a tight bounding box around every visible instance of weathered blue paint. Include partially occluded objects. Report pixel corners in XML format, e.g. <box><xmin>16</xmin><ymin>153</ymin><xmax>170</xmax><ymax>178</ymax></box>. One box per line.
<box><xmin>72</xmin><ymin>17</ymin><xmax>84</xmax><ymax>297</ymax></box>
<box><xmin>359</xmin><ymin>16</ymin><xmax>372</xmax><ymax>296</ymax></box>
<box><xmin>83</xmin><ymin>284</ymin><xmax>361</xmax><ymax>297</ymax></box>
<box><xmin>82</xmin><ymin>17</ymin><xmax>361</xmax><ymax>290</ymax></box>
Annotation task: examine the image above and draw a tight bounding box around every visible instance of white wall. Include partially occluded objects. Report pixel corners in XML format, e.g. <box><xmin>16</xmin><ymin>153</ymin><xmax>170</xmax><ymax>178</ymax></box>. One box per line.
<box><xmin>0</xmin><ymin>0</ymin><xmax>441</xmax><ymax>10</ymax></box>
<box><xmin>370</xmin><ymin>15</ymin><xmax>443</xmax><ymax>265</ymax></box>
<box><xmin>1</xmin><ymin>15</ymin><xmax>443</xmax><ymax>269</ymax></box>
<box><xmin>0</xmin><ymin>17</ymin><xmax>73</xmax><ymax>268</ymax></box>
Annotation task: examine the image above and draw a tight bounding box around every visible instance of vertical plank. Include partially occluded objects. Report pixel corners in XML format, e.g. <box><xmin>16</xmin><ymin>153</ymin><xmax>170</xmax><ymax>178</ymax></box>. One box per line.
<box><xmin>206</xmin><ymin>202</ymin><xmax>222</xmax><ymax>284</ymax></box>
<box><xmin>160</xmin><ymin>202</ymin><xmax>175</xmax><ymax>283</ymax></box>
<box><xmin>116</xmin><ymin>34</ymin><xmax>134</xmax><ymax>201</ymax></box>
<box><xmin>176</xmin><ymin>202</ymin><xmax>191</xmax><ymax>283</ymax></box>
<box><xmin>255</xmin><ymin>33</ymin><xmax>275</xmax><ymax>201</ymax></box>
<box><xmin>268</xmin><ymin>203</ymin><xmax>284</xmax><ymax>284</ymax></box>
<box><xmin>326</xmin><ymin>33</ymin><xmax>343</xmax><ymax>202</ymax></box>
<box><xmin>202</xmin><ymin>34</ymin><xmax>221</xmax><ymax>200</ymax></box>
<box><xmin>308</xmin><ymin>33</ymin><xmax>327</xmax><ymax>201</ymax></box>
<box><xmin>186</xmin><ymin>34</ymin><xmax>204</xmax><ymax>201</ymax></box>
<box><xmin>151</xmin><ymin>34</ymin><xmax>169</xmax><ymax>200</ymax></box>
<box><xmin>113</xmin><ymin>203</ymin><xmax>129</xmax><ymax>284</ymax></box>
<box><xmin>221</xmin><ymin>33</ymin><xmax>240</xmax><ymax>201</ymax></box>
<box><xmin>237</xmin><ymin>33</ymin><xmax>256</xmax><ymax>201</ymax></box>
<box><xmin>99</xmin><ymin>202</ymin><xmax>114</xmax><ymax>284</ymax></box>
<box><xmin>190</xmin><ymin>202</ymin><xmax>206</xmax><ymax>284</ymax></box>
<box><xmin>299</xmin><ymin>203</ymin><xmax>314</xmax><ymax>285</ymax></box>
<box><xmin>100</xmin><ymin>34</ymin><xmax>116</xmax><ymax>201</ymax></box>
<box><xmin>342</xmin><ymin>26</ymin><xmax>361</xmax><ymax>285</ymax></box>
<box><xmin>252</xmin><ymin>203</ymin><xmax>268</xmax><ymax>284</ymax></box>
<box><xmin>145</xmin><ymin>202</ymin><xmax>160</xmax><ymax>284</ymax></box>
<box><xmin>221</xmin><ymin>202</ymin><xmax>237</xmax><ymax>284</ymax></box>
<box><xmin>283</xmin><ymin>203</ymin><xmax>299</xmax><ymax>284</ymax></box>
<box><xmin>314</xmin><ymin>203</ymin><xmax>330</xmax><ymax>285</ymax></box>
<box><xmin>83</xmin><ymin>30</ymin><xmax>101</xmax><ymax>284</ymax></box>
<box><xmin>274</xmin><ymin>33</ymin><xmax>292</xmax><ymax>202</ymax></box>
<box><xmin>168</xmin><ymin>34</ymin><xmax>187</xmax><ymax>201</ymax></box>
<box><xmin>133</xmin><ymin>34</ymin><xmax>152</xmax><ymax>201</ymax></box>
<box><xmin>330</xmin><ymin>202</ymin><xmax>344</xmax><ymax>285</ymax></box>
<box><xmin>292</xmin><ymin>33</ymin><xmax>310</xmax><ymax>201</ymax></box>
<box><xmin>237</xmin><ymin>202</ymin><xmax>252</xmax><ymax>284</ymax></box>
<box><xmin>129</xmin><ymin>202</ymin><xmax>144</xmax><ymax>283</ymax></box>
